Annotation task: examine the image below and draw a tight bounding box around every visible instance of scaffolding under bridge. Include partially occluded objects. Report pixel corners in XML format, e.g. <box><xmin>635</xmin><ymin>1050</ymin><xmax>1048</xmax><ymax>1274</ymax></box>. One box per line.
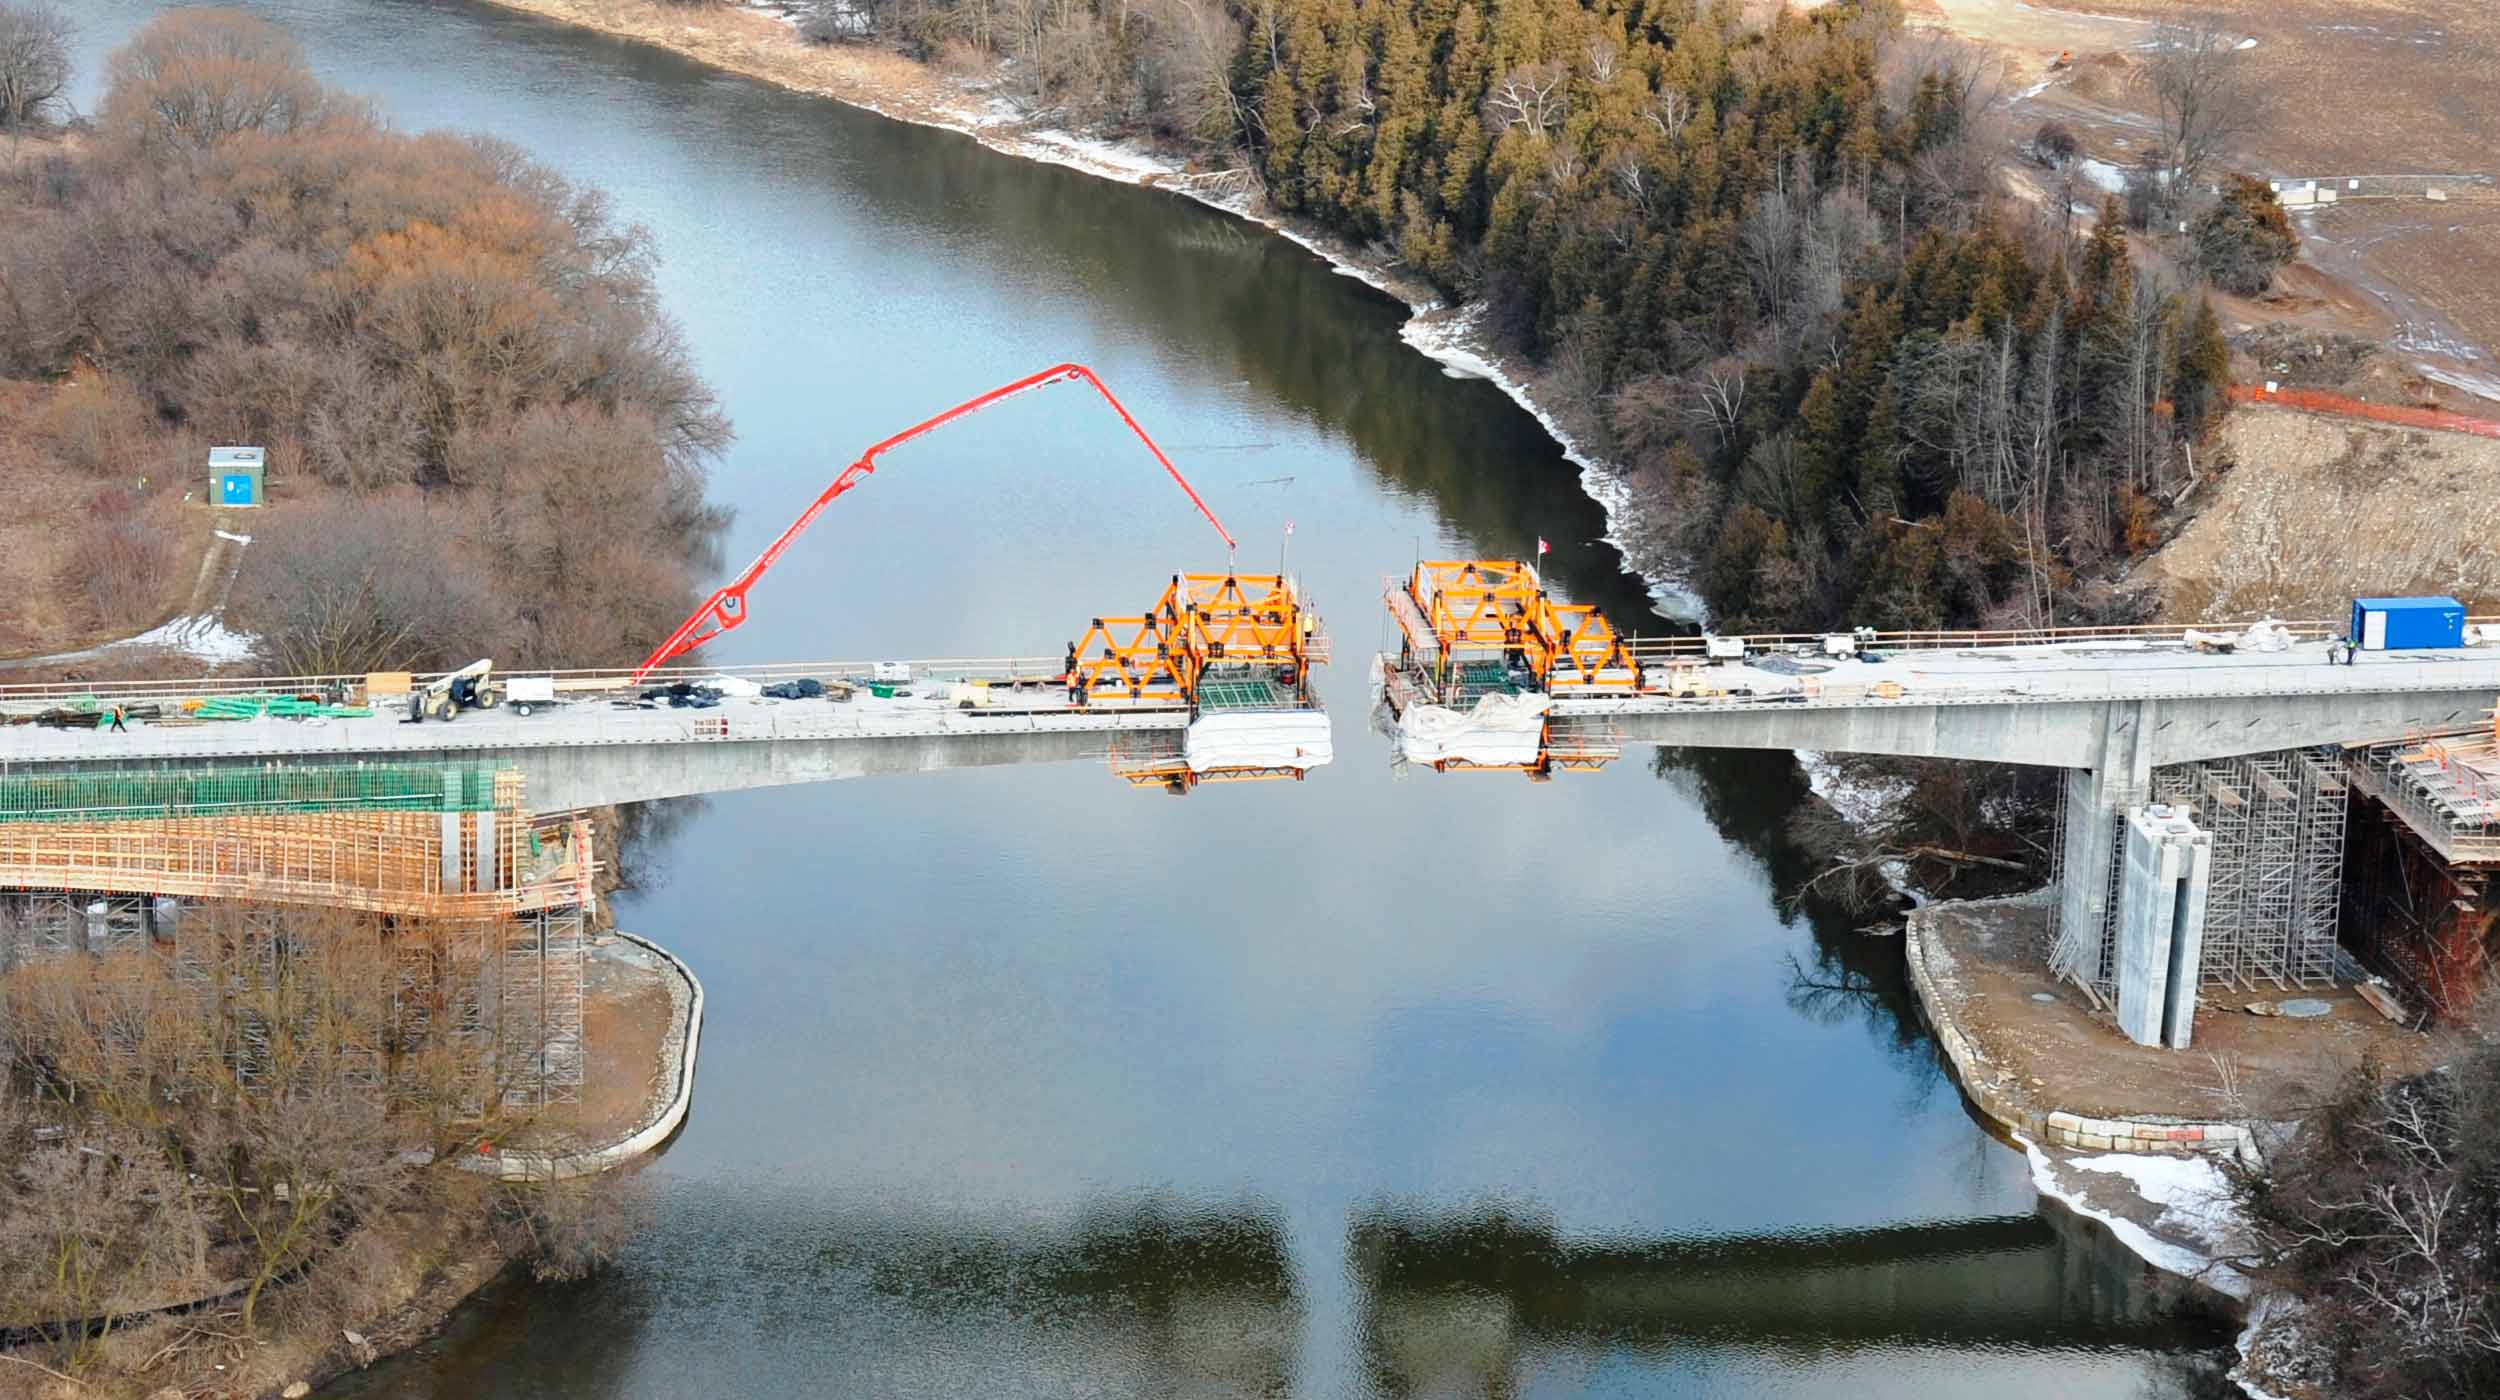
<box><xmin>2050</xmin><ymin>747</ymin><xmax>2349</xmax><ymax>1004</ymax></box>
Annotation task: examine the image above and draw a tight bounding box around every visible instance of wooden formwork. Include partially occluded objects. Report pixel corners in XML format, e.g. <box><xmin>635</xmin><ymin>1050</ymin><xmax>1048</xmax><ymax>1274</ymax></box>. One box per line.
<box><xmin>0</xmin><ymin>808</ymin><xmax>598</xmax><ymax>920</ymax></box>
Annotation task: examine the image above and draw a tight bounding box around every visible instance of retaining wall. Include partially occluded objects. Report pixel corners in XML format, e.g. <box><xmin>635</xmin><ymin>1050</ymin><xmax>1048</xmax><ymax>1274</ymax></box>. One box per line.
<box><xmin>476</xmin><ymin>929</ymin><xmax>705</xmax><ymax>1182</ymax></box>
<box><xmin>1904</xmin><ymin>904</ymin><xmax>2252</xmax><ymax>1160</ymax></box>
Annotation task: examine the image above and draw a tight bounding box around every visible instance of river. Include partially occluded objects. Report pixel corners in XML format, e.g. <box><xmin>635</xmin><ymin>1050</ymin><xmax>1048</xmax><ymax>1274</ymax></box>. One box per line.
<box><xmin>70</xmin><ymin>3</ymin><xmax>2234</xmax><ymax>1394</ymax></box>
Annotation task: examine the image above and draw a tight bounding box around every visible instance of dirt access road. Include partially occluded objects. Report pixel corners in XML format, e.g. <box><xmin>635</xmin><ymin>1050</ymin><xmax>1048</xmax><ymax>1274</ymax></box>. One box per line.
<box><xmin>1908</xmin><ymin>0</ymin><xmax>2500</xmax><ymax>407</ymax></box>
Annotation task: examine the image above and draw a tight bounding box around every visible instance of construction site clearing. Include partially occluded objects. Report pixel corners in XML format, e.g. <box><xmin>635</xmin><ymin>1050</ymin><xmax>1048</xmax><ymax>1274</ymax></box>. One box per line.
<box><xmin>1915</xmin><ymin>893</ymin><xmax>2433</xmax><ymax>1134</ymax></box>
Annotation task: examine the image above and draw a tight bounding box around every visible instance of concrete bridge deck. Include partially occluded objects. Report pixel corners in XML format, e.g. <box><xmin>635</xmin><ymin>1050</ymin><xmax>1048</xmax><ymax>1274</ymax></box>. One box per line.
<box><xmin>0</xmin><ymin>668</ymin><xmax>1188</xmax><ymax>810</ymax></box>
<box><xmin>1553</xmin><ymin>636</ymin><xmax>2500</xmax><ymax>768</ymax></box>
<box><xmin>6</xmin><ymin>630</ymin><xmax>2498</xmax><ymax>808</ymax></box>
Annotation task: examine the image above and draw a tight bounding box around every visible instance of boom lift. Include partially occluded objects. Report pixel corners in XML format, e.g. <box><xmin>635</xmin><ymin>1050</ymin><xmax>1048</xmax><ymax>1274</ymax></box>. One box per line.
<box><xmin>633</xmin><ymin>364</ymin><xmax>1236</xmax><ymax>684</ymax></box>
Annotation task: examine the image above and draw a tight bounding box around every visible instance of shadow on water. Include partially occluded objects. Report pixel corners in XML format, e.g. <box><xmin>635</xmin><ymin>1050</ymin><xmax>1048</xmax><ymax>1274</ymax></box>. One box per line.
<box><xmin>334</xmin><ymin>1194</ymin><xmax>1303</xmax><ymax>1399</ymax></box>
<box><xmin>1348</xmin><ymin>1202</ymin><xmax>2239</xmax><ymax>1394</ymax></box>
<box><xmin>345</xmin><ymin>1193</ymin><xmax>2236</xmax><ymax>1399</ymax></box>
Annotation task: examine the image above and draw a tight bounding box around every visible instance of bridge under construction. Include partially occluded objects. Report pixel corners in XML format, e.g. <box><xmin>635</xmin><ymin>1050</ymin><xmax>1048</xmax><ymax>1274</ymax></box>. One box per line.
<box><xmin>11</xmin><ymin>357</ymin><xmax>2500</xmax><ymax>1101</ymax></box>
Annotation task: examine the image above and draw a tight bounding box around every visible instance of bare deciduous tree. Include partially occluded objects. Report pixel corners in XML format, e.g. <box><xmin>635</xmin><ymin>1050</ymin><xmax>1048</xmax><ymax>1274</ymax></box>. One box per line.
<box><xmin>0</xmin><ymin>0</ymin><xmax>72</xmax><ymax>129</ymax></box>
<box><xmin>101</xmin><ymin>8</ymin><xmax>331</xmax><ymax>151</ymax></box>
<box><xmin>2142</xmin><ymin>17</ymin><xmax>2259</xmax><ymax>212</ymax></box>
<box><xmin>1484</xmin><ymin>61</ymin><xmax>1567</xmax><ymax>138</ymax></box>
<box><xmin>1681</xmin><ymin>357</ymin><xmax>1751</xmax><ymax>449</ymax></box>
<box><xmin>230</xmin><ymin>495</ymin><xmax>519</xmax><ymax>676</ymax></box>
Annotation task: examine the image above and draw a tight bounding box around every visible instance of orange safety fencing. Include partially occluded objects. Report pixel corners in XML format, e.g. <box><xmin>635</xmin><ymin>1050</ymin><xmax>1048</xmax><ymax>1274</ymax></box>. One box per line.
<box><xmin>2231</xmin><ymin>383</ymin><xmax>2500</xmax><ymax>440</ymax></box>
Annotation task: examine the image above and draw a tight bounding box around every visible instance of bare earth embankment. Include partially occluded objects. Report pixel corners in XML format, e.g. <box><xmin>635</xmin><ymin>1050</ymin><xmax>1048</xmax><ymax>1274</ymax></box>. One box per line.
<box><xmin>2135</xmin><ymin>406</ymin><xmax>2500</xmax><ymax>622</ymax></box>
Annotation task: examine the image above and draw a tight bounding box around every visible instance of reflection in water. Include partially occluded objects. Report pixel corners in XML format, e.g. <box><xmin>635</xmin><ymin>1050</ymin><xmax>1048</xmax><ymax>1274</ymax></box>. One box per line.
<box><xmin>1350</xmin><ymin>1204</ymin><xmax>2235</xmax><ymax>1396</ymax></box>
<box><xmin>355</xmin><ymin>1196</ymin><xmax>2236</xmax><ymax>1400</ymax></box>
<box><xmin>343</xmin><ymin>1195</ymin><xmax>1301</xmax><ymax>1399</ymax></box>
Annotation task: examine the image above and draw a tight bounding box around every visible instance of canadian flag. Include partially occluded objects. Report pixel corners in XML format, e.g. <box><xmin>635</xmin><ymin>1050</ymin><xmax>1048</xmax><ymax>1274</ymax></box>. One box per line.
<box><xmin>1536</xmin><ymin>537</ymin><xmax>1550</xmax><ymax>556</ymax></box>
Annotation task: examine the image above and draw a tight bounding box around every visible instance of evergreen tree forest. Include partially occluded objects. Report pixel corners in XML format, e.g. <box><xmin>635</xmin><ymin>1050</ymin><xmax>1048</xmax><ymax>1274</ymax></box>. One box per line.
<box><xmin>1229</xmin><ymin>0</ymin><xmax>2227</xmax><ymax>630</ymax></box>
<box><xmin>842</xmin><ymin>0</ymin><xmax>2233</xmax><ymax>631</ymax></box>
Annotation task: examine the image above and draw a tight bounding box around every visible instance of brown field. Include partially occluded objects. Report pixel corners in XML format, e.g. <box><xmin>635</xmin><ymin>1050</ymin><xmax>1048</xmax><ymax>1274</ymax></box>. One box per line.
<box><xmin>1917</xmin><ymin>0</ymin><xmax>2500</xmax><ymax>402</ymax></box>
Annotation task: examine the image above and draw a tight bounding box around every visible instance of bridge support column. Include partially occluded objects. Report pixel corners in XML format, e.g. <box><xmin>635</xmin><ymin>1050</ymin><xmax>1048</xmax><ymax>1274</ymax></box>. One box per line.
<box><xmin>2053</xmin><ymin>699</ymin><xmax>2155</xmax><ymax>993</ymax></box>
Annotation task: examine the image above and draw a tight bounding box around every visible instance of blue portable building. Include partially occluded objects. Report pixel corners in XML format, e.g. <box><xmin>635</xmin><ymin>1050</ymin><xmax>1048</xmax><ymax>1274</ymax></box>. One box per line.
<box><xmin>208</xmin><ymin>445</ymin><xmax>265</xmax><ymax>507</ymax></box>
<box><xmin>2349</xmin><ymin>595</ymin><xmax>2466</xmax><ymax>651</ymax></box>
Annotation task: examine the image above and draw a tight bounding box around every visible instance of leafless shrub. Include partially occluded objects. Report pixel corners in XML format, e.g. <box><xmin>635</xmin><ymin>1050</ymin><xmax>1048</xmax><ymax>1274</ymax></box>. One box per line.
<box><xmin>29</xmin><ymin>376</ymin><xmax>158</xmax><ymax>476</ymax></box>
<box><xmin>497</xmin><ymin>1169</ymin><xmax>653</xmax><ymax>1282</ymax></box>
<box><xmin>0</xmin><ymin>1120</ymin><xmax>195</xmax><ymax>1370</ymax></box>
<box><xmin>2027</xmin><ymin>120</ymin><xmax>2079</xmax><ymax>169</ymax></box>
<box><xmin>229</xmin><ymin>495</ymin><xmax>518</xmax><ymax>675</ymax></box>
<box><xmin>65</xmin><ymin>487</ymin><xmax>179</xmax><ymax>633</ymax></box>
<box><xmin>2235</xmin><ymin>1034</ymin><xmax>2500</xmax><ymax>1397</ymax></box>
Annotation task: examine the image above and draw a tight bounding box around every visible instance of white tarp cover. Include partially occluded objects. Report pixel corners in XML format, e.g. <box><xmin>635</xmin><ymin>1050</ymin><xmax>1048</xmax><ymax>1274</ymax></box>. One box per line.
<box><xmin>1184</xmin><ymin>710</ymin><xmax>1333</xmax><ymax>772</ymax></box>
<box><xmin>705</xmin><ymin>674</ymin><xmax>764</xmax><ymax>698</ymax></box>
<box><xmin>1396</xmin><ymin>692</ymin><xmax>1551</xmax><ymax>767</ymax></box>
<box><xmin>2239</xmin><ymin>619</ymin><xmax>2293</xmax><ymax>653</ymax></box>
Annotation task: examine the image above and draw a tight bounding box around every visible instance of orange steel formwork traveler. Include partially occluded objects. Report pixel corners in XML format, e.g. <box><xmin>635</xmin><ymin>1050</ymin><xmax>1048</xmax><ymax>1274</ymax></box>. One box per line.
<box><xmin>1390</xmin><ymin>560</ymin><xmax>1639</xmax><ymax>699</ymax></box>
<box><xmin>1063</xmin><ymin>573</ymin><xmax>1329</xmax><ymax>789</ymax></box>
<box><xmin>1378</xmin><ymin>560</ymin><xmax>1633</xmax><ymax>778</ymax></box>
<box><xmin>1065</xmin><ymin>573</ymin><xmax>1324</xmax><ymax>708</ymax></box>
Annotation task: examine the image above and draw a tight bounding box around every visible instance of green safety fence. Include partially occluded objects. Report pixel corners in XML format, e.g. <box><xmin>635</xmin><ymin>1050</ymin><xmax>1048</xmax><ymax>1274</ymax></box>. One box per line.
<box><xmin>190</xmin><ymin>695</ymin><xmax>374</xmax><ymax>721</ymax></box>
<box><xmin>0</xmin><ymin>762</ymin><xmax>510</xmax><ymax>824</ymax></box>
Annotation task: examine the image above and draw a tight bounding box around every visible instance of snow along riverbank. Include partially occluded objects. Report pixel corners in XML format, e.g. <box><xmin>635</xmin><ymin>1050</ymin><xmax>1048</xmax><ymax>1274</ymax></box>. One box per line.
<box><xmin>467</xmin><ymin>0</ymin><xmax>1705</xmax><ymax>624</ymax></box>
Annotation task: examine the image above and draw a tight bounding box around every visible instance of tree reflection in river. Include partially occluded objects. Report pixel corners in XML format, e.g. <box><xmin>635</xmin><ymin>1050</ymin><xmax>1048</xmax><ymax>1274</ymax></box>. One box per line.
<box><xmin>61</xmin><ymin>4</ymin><xmax>2242</xmax><ymax>1396</ymax></box>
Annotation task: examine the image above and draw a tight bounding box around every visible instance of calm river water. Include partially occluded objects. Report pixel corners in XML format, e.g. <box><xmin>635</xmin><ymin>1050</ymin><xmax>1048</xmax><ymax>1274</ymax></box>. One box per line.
<box><xmin>74</xmin><ymin>4</ymin><xmax>2234</xmax><ymax>1394</ymax></box>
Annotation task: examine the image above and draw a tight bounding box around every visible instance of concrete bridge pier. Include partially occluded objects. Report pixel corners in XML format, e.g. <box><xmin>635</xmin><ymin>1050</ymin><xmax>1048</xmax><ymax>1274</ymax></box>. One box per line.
<box><xmin>2052</xmin><ymin>699</ymin><xmax>2156</xmax><ymax>978</ymax></box>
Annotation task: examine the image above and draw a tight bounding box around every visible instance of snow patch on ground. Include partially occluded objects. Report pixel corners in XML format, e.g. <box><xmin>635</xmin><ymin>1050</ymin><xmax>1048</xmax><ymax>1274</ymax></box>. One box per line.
<box><xmin>1401</xmin><ymin>305</ymin><xmax>1708</xmax><ymax>622</ymax></box>
<box><xmin>2415</xmin><ymin>360</ymin><xmax>2500</xmax><ymax>405</ymax></box>
<box><xmin>1017</xmin><ymin>128</ymin><xmax>1182</xmax><ymax>181</ymax></box>
<box><xmin>2078</xmin><ymin>158</ymin><xmax>2129</xmax><ymax>194</ymax></box>
<box><xmin>2023</xmin><ymin>1137</ymin><xmax>2251</xmax><ymax>1299</ymax></box>
<box><xmin>1796</xmin><ymin>750</ymin><xmax>1914</xmax><ymax>829</ymax></box>
<box><xmin>119</xmin><ymin>615</ymin><xmax>259</xmax><ymax>665</ymax></box>
<box><xmin>2069</xmin><ymin>1151</ymin><xmax>2245</xmax><ymax>1253</ymax></box>
<box><xmin>2230</xmin><ymin>1295</ymin><xmax>2304</xmax><ymax>1400</ymax></box>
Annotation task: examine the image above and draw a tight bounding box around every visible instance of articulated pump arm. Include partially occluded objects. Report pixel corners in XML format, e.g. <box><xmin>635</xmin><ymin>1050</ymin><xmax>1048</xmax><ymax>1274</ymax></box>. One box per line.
<box><xmin>633</xmin><ymin>363</ymin><xmax>1237</xmax><ymax>682</ymax></box>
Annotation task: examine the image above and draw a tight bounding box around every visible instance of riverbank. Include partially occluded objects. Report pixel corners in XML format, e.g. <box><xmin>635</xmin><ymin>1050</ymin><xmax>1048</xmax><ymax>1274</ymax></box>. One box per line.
<box><xmin>0</xmin><ymin>931</ymin><xmax>700</xmax><ymax>1399</ymax></box>
<box><xmin>1903</xmin><ymin>892</ymin><xmax>2441</xmax><ymax>1396</ymax></box>
<box><xmin>458</xmin><ymin>0</ymin><xmax>1703</xmax><ymax>621</ymax></box>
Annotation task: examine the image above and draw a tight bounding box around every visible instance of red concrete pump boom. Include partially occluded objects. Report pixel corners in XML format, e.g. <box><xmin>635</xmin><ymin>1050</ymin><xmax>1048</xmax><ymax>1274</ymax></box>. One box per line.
<box><xmin>632</xmin><ymin>363</ymin><xmax>1237</xmax><ymax>682</ymax></box>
